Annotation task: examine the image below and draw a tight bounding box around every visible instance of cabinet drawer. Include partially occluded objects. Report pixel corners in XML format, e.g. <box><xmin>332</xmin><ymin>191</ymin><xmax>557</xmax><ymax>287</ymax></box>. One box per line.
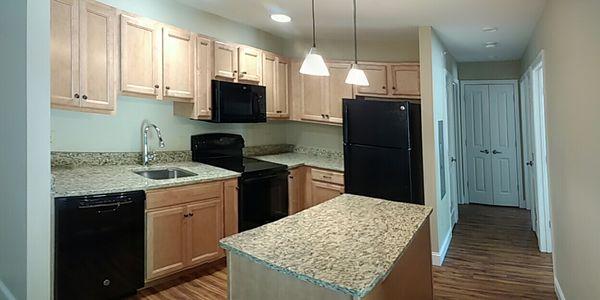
<box><xmin>311</xmin><ymin>168</ymin><xmax>344</xmax><ymax>185</ymax></box>
<box><xmin>146</xmin><ymin>181</ymin><xmax>223</xmax><ymax>210</ymax></box>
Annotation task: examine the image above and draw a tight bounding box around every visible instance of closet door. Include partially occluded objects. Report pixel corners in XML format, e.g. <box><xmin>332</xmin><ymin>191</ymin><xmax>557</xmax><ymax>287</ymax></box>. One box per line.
<box><xmin>51</xmin><ymin>0</ymin><xmax>79</xmax><ymax>108</ymax></box>
<box><xmin>163</xmin><ymin>26</ymin><xmax>195</xmax><ymax>100</ymax></box>
<box><xmin>489</xmin><ymin>84</ymin><xmax>520</xmax><ymax>206</ymax></box>
<box><xmin>463</xmin><ymin>84</ymin><xmax>493</xmax><ymax>205</ymax></box>
<box><xmin>78</xmin><ymin>0</ymin><xmax>116</xmax><ymax>111</ymax></box>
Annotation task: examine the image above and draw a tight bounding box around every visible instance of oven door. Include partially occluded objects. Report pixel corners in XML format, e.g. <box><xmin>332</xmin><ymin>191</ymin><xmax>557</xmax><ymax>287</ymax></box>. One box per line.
<box><xmin>238</xmin><ymin>171</ymin><xmax>289</xmax><ymax>231</ymax></box>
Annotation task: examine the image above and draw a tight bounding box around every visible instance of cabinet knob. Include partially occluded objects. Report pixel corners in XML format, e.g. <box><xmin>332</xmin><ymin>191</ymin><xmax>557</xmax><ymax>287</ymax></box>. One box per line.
<box><xmin>82</xmin><ymin>95</ymin><xmax>88</xmax><ymax>100</ymax></box>
<box><xmin>382</xmin><ymin>86</ymin><xmax>386</xmax><ymax>89</ymax></box>
<box><xmin>325</xmin><ymin>114</ymin><xmax>330</xmax><ymax>119</ymax></box>
<box><xmin>392</xmin><ymin>86</ymin><xmax>396</xmax><ymax>90</ymax></box>
<box><xmin>242</xmin><ymin>71</ymin><xmax>247</xmax><ymax>74</ymax></box>
<box><xmin>233</xmin><ymin>70</ymin><xmax>238</xmax><ymax>73</ymax></box>
<box><xmin>154</xmin><ymin>84</ymin><xmax>159</xmax><ymax>88</ymax></box>
<box><xmin>321</xmin><ymin>114</ymin><xmax>325</xmax><ymax>118</ymax></box>
<box><xmin>183</xmin><ymin>213</ymin><xmax>189</xmax><ymax>218</ymax></box>
<box><xmin>276</xmin><ymin>110</ymin><xmax>282</xmax><ymax>113</ymax></box>
<box><xmin>165</xmin><ymin>86</ymin><xmax>170</xmax><ymax>90</ymax></box>
<box><xmin>189</xmin><ymin>212</ymin><xmax>194</xmax><ymax>217</ymax></box>
<box><xmin>74</xmin><ymin>93</ymin><xmax>80</xmax><ymax>99</ymax></box>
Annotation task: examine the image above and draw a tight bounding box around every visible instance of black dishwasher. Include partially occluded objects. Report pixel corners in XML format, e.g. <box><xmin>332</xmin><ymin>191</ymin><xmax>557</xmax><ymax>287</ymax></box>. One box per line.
<box><xmin>55</xmin><ymin>191</ymin><xmax>145</xmax><ymax>300</ymax></box>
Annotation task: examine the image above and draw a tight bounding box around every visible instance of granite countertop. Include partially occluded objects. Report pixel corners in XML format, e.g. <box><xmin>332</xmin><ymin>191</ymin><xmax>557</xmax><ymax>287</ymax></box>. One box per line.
<box><xmin>52</xmin><ymin>162</ymin><xmax>240</xmax><ymax>198</ymax></box>
<box><xmin>254</xmin><ymin>152</ymin><xmax>344</xmax><ymax>172</ymax></box>
<box><xmin>220</xmin><ymin>194</ymin><xmax>432</xmax><ymax>298</ymax></box>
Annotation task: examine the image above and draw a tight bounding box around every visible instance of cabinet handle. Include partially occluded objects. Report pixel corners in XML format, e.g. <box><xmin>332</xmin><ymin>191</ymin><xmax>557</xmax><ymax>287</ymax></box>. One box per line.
<box><xmin>154</xmin><ymin>84</ymin><xmax>159</xmax><ymax>88</ymax></box>
<box><xmin>326</xmin><ymin>114</ymin><xmax>330</xmax><ymax>119</ymax></box>
<box><xmin>233</xmin><ymin>70</ymin><xmax>238</xmax><ymax>73</ymax></box>
<box><xmin>382</xmin><ymin>86</ymin><xmax>386</xmax><ymax>89</ymax></box>
<box><xmin>242</xmin><ymin>71</ymin><xmax>247</xmax><ymax>74</ymax></box>
<box><xmin>82</xmin><ymin>95</ymin><xmax>88</xmax><ymax>100</ymax></box>
<box><xmin>322</xmin><ymin>175</ymin><xmax>332</xmax><ymax>179</ymax></box>
<box><xmin>189</xmin><ymin>212</ymin><xmax>194</xmax><ymax>217</ymax></box>
<box><xmin>289</xmin><ymin>176</ymin><xmax>294</xmax><ymax>179</ymax></box>
<box><xmin>183</xmin><ymin>213</ymin><xmax>189</xmax><ymax>218</ymax></box>
<box><xmin>321</xmin><ymin>114</ymin><xmax>325</xmax><ymax>118</ymax></box>
<box><xmin>165</xmin><ymin>86</ymin><xmax>170</xmax><ymax>90</ymax></box>
<box><xmin>74</xmin><ymin>93</ymin><xmax>80</xmax><ymax>99</ymax></box>
<box><xmin>276</xmin><ymin>110</ymin><xmax>282</xmax><ymax>113</ymax></box>
<box><xmin>392</xmin><ymin>86</ymin><xmax>396</xmax><ymax>90</ymax></box>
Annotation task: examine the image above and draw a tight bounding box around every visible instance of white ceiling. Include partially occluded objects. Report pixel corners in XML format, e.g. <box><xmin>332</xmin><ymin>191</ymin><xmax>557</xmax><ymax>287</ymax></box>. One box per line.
<box><xmin>176</xmin><ymin>0</ymin><xmax>547</xmax><ymax>62</ymax></box>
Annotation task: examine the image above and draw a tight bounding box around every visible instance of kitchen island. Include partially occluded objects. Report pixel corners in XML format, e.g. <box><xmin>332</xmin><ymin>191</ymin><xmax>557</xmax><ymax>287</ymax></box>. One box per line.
<box><xmin>220</xmin><ymin>194</ymin><xmax>433</xmax><ymax>300</ymax></box>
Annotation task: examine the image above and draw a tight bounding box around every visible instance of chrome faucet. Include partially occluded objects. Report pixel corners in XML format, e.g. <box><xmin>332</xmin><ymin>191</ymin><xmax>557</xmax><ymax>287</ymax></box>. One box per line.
<box><xmin>142</xmin><ymin>120</ymin><xmax>165</xmax><ymax>166</ymax></box>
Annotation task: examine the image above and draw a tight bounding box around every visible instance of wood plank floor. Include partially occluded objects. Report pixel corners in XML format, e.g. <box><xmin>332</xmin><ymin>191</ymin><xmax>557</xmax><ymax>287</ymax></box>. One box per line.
<box><xmin>134</xmin><ymin>204</ymin><xmax>555</xmax><ymax>299</ymax></box>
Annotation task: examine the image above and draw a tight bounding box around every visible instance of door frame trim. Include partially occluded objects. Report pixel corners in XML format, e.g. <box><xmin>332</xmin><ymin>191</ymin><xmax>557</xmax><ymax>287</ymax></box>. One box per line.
<box><xmin>459</xmin><ymin>80</ymin><xmax>524</xmax><ymax>207</ymax></box>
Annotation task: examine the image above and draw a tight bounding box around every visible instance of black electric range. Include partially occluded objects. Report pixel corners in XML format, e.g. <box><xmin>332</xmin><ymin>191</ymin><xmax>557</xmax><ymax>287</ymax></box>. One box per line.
<box><xmin>191</xmin><ymin>133</ymin><xmax>289</xmax><ymax>231</ymax></box>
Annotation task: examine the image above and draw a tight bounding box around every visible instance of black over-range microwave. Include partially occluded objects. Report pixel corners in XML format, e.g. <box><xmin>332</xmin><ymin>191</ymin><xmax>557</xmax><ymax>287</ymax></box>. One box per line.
<box><xmin>209</xmin><ymin>80</ymin><xmax>266</xmax><ymax>123</ymax></box>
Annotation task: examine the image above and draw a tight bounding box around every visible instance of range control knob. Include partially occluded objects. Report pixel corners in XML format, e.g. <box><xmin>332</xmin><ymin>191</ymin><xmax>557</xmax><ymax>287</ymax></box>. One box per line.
<box><xmin>103</xmin><ymin>279</ymin><xmax>111</xmax><ymax>287</ymax></box>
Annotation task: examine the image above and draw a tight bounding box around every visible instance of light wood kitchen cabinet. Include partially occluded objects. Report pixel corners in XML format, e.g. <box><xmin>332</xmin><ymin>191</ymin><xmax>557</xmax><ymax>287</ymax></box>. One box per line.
<box><xmin>355</xmin><ymin>64</ymin><xmax>389</xmax><ymax>96</ymax></box>
<box><xmin>213</xmin><ymin>41</ymin><xmax>238</xmax><ymax>80</ymax></box>
<box><xmin>305</xmin><ymin>168</ymin><xmax>345</xmax><ymax>209</ymax></box>
<box><xmin>146</xmin><ymin>205</ymin><xmax>187</xmax><ymax>280</ymax></box>
<box><xmin>299</xmin><ymin>73</ymin><xmax>327</xmax><ymax>122</ymax></box>
<box><xmin>51</xmin><ymin>0</ymin><xmax>116</xmax><ymax>113</ymax></box>
<box><xmin>120</xmin><ymin>14</ymin><xmax>162</xmax><ymax>98</ymax></box>
<box><xmin>187</xmin><ymin>198</ymin><xmax>224</xmax><ymax>267</ymax></box>
<box><xmin>238</xmin><ymin>45</ymin><xmax>262</xmax><ymax>83</ymax></box>
<box><xmin>263</xmin><ymin>52</ymin><xmax>289</xmax><ymax>118</ymax></box>
<box><xmin>223</xmin><ymin>179</ymin><xmax>239</xmax><ymax>237</ymax></box>
<box><xmin>310</xmin><ymin>181</ymin><xmax>344</xmax><ymax>207</ymax></box>
<box><xmin>288</xmin><ymin>167</ymin><xmax>307</xmax><ymax>214</ymax></box>
<box><xmin>145</xmin><ymin>181</ymin><xmax>227</xmax><ymax>281</ymax></box>
<box><xmin>162</xmin><ymin>26</ymin><xmax>195</xmax><ymax>101</ymax></box>
<box><xmin>173</xmin><ymin>35</ymin><xmax>212</xmax><ymax>119</ymax></box>
<box><xmin>325</xmin><ymin>63</ymin><xmax>353</xmax><ymax>124</ymax></box>
<box><xmin>390</xmin><ymin>63</ymin><xmax>420</xmax><ymax>97</ymax></box>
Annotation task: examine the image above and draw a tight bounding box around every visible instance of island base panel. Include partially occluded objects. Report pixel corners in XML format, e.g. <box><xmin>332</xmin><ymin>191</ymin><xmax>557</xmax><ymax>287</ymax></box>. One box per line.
<box><xmin>226</xmin><ymin>217</ymin><xmax>433</xmax><ymax>300</ymax></box>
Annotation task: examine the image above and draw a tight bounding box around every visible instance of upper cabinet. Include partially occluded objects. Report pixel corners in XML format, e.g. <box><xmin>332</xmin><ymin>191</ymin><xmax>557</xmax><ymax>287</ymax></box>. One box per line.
<box><xmin>213</xmin><ymin>41</ymin><xmax>238</xmax><ymax>80</ymax></box>
<box><xmin>262</xmin><ymin>51</ymin><xmax>289</xmax><ymax>118</ymax></box>
<box><xmin>120</xmin><ymin>14</ymin><xmax>162</xmax><ymax>98</ymax></box>
<box><xmin>173</xmin><ymin>35</ymin><xmax>212</xmax><ymax>120</ymax></box>
<box><xmin>325</xmin><ymin>63</ymin><xmax>353</xmax><ymax>124</ymax></box>
<box><xmin>390</xmin><ymin>63</ymin><xmax>420</xmax><ymax>97</ymax></box>
<box><xmin>162</xmin><ymin>26</ymin><xmax>195</xmax><ymax>101</ymax></box>
<box><xmin>238</xmin><ymin>46</ymin><xmax>262</xmax><ymax>83</ymax></box>
<box><xmin>51</xmin><ymin>0</ymin><xmax>117</xmax><ymax>113</ymax></box>
<box><xmin>355</xmin><ymin>62</ymin><xmax>420</xmax><ymax>99</ymax></box>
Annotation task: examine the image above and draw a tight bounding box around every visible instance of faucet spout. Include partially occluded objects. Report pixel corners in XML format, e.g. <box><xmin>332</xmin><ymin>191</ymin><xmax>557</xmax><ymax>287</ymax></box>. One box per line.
<box><xmin>142</xmin><ymin>120</ymin><xmax>166</xmax><ymax>166</ymax></box>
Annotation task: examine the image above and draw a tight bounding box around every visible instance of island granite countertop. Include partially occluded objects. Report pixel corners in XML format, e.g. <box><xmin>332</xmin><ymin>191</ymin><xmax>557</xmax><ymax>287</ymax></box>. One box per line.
<box><xmin>52</xmin><ymin>162</ymin><xmax>240</xmax><ymax>198</ymax></box>
<box><xmin>220</xmin><ymin>194</ymin><xmax>432</xmax><ymax>298</ymax></box>
<box><xmin>253</xmin><ymin>152</ymin><xmax>344</xmax><ymax>172</ymax></box>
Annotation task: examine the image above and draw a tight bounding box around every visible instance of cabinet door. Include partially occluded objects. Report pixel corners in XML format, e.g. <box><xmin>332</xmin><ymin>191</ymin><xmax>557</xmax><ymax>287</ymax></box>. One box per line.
<box><xmin>51</xmin><ymin>0</ymin><xmax>79</xmax><ymax>108</ymax></box>
<box><xmin>223</xmin><ymin>179</ymin><xmax>239</xmax><ymax>237</ymax></box>
<box><xmin>195</xmin><ymin>36</ymin><xmax>212</xmax><ymax>118</ymax></box>
<box><xmin>276</xmin><ymin>58</ymin><xmax>290</xmax><ymax>117</ymax></box>
<box><xmin>79</xmin><ymin>0</ymin><xmax>116</xmax><ymax>111</ymax></box>
<box><xmin>263</xmin><ymin>52</ymin><xmax>278</xmax><ymax>117</ymax></box>
<box><xmin>300</xmin><ymin>74</ymin><xmax>327</xmax><ymax>122</ymax></box>
<box><xmin>311</xmin><ymin>181</ymin><xmax>344</xmax><ymax>207</ymax></box>
<box><xmin>213</xmin><ymin>41</ymin><xmax>237</xmax><ymax>80</ymax></box>
<box><xmin>120</xmin><ymin>14</ymin><xmax>162</xmax><ymax>97</ymax></box>
<box><xmin>391</xmin><ymin>64</ymin><xmax>420</xmax><ymax>97</ymax></box>
<box><xmin>238</xmin><ymin>46</ymin><xmax>261</xmax><ymax>83</ymax></box>
<box><xmin>186</xmin><ymin>199</ymin><xmax>224</xmax><ymax>267</ymax></box>
<box><xmin>356</xmin><ymin>64</ymin><xmax>388</xmax><ymax>95</ymax></box>
<box><xmin>146</xmin><ymin>206</ymin><xmax>186</xmax><ymax>280</ymax></box>
<box><xmin>163</xmin><ymin>26</ymin><xmax>195</xmax><ymax>100</ymax></box>
<box><xmin>325</xmin><ymin>63</ymin><xmax>353</xmax><ymax>124</ymax></box>
<box><xmin>288</xmin><ymin>167</ymin><xmax>306</xmax><ymax>214</ymax></box>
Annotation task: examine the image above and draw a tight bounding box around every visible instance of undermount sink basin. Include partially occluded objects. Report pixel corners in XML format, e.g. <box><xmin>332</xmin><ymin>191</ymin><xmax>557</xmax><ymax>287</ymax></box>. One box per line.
<box><xmin>133</xmin><ymin>167</ymin><xmax>197</xmax><ymax>180</ymax></box>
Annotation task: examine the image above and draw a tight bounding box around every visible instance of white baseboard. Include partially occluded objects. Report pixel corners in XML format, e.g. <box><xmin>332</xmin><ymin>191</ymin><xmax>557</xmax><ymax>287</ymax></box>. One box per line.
<box><xmin>431</xmin><ymin>228</ymin><xmax>452</xmax><ymax>266</ymax></box>
<box><xmin>554</xmin><ymin>275</ymin><xmax>565</xmax><ymax>300</ymax></box>
<box><xmin>0</xmin><ymin>279</ymin><xmax>17</xmax><ymax>300</ymax></box>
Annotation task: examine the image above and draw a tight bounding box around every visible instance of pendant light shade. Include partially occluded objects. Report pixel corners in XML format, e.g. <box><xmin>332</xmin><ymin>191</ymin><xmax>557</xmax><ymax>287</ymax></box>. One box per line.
<box><xmin>345</xmin><ymin>64</ymin><xmax>369</xmax><ymax>86</ymax></box>
<box><xmin>300</xmin><ymin>0</ymin><xmax>330</xmax><ymax>76</ymax></box>
<box><xmin>345</xmin><ymin>0</ymin><xmax>369</xmax><ymax>86</ymax></box>
<box><xmin>300</xmin><ymin>47</ymin><xmax>329</xmax><ymax>76</ymax></box>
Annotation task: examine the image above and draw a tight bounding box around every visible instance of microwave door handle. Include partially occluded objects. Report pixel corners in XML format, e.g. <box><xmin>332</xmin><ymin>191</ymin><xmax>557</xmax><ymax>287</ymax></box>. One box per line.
<box><xmin>254</xmin><ymin>94</ymin><xmax>262</xmax><ymax>115</ymax></box>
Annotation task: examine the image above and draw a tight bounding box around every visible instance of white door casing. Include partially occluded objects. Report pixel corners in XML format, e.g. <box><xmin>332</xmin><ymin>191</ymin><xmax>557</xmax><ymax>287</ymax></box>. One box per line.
<box><xmin>446</xmin><ymin>73</ymin><xmax>459</xmax><ymax>225</ymax></box>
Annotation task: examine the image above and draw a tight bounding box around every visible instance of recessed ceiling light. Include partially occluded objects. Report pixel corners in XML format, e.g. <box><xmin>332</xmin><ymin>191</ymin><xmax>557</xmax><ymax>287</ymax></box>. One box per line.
<box><xmin>482</xmin><ymin>26</ymin><xmax>498</xmax><ymax>33</ymax></box>
<box><xmin>271</xmin><ymin>14</ymin><xmax>292</xmax><ymax>23</ymax></box>
<box><xmin>485</xmin><ymin>42</ymin><xmax>499</xmax><ymax>48</ymax></box>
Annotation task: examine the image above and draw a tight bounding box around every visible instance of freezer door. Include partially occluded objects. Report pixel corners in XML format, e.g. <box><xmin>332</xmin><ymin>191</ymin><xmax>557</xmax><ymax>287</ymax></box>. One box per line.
<box><xmin>344</xmin><ymin>144</ymin><xmax>417</xmax><ymax>203</ymax></box>
<box><xmin>343</xmin><ymin>99</ymin><xmax>411</xmax><ymax>148</ymax></box>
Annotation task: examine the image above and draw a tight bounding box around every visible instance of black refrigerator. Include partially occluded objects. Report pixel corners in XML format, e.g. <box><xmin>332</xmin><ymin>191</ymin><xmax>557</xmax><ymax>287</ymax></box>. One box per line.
<box><xmin>343</xmin><ymin>98</ymin><xmax>424</xmax><ymax>205</ymax></box>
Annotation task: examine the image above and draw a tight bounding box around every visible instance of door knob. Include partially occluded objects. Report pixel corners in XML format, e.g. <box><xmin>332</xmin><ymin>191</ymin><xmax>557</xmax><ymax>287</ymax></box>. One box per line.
<box><xmin>526</xmin><ymin>161</ymin><xmax>534</xmax><ymax>166</ymax></box>
<box><xmin>451</xmin><ymin>157</ymin><xmax>457</xmax><ymax>162</ymax></box>
<box><xmin>492</xmin><ymin>150</ymin><xmax>502</xmax><ymax>154</ymax></box>
<box><xmin>480</xmin><ymin>150</ymin><xmax>489</xmax><ymax>154</ymax></box>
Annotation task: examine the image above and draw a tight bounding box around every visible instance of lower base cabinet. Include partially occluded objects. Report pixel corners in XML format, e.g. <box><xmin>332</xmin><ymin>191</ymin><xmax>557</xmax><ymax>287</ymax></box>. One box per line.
<box><xmin>292</xmin><ymin>167</ymin><xmax>344</xmax><ymax>211</ymax></box>
<box><xmin>145</xmin><ymin>180</ymin><xmax>236</xmax><ymax>282</ymax></box>
<box><xmin>310</xmin><ymin>181</ymin><xmax>344</xmax><ymax>207</ymax></box>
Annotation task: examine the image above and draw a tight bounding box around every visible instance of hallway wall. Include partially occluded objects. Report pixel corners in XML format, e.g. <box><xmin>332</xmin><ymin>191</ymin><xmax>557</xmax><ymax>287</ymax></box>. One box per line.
<box><xmin>521</xmin><ymin>0</ymin><xmax>600</xmax><ymax>299</ymax></box>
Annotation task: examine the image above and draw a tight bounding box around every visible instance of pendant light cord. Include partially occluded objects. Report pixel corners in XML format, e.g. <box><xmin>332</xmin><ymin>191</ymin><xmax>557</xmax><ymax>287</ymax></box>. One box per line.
<box><xmin>353</xmin><ymin>0</ymin><xmax>358</xmax><ymax>64</ymax></box>
<box><xmin>312</xmin><ymin>0</ymin><xmax>317</xmax><ymax>47</ymax></box>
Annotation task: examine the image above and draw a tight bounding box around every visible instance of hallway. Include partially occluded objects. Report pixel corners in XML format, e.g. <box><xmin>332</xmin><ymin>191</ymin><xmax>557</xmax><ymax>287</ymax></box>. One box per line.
<box><xmin>433</xmin><ymin>204</ymin><xmax>556</xmax><ymax>299</ymax></box>
<box><xmin>135</xmin><ymin>205</ymin><xmax>556</xmax><ymax>300</ymax></box>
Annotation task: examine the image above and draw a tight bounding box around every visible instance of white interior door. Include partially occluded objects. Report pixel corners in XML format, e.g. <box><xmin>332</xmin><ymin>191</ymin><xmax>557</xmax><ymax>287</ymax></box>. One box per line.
<box><xmin>520</xmin><ymin>73</ymin><xmax>539</xmax><ymax>232</ymax></box>
<box><xmin>446</xmin><ymin>76</ymin><xmax>459</xmax><ymax>224</ymax></box>
<box><xmin>464</xmin><ymin>84</ymin><xmax>493</xmax><ymax>205</ymax></box>
<box><xmin>489</xmin><ymin>84</ymin><xmax>520</xmax><ymax>207</ymax></box>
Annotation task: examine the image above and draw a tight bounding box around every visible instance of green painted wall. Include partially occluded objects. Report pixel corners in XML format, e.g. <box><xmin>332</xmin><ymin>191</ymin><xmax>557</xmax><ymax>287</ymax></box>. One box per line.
<box><xmin>521</xmin><ymin>0</ymin><xmax>600</xmax><ymax>298</ymax></box>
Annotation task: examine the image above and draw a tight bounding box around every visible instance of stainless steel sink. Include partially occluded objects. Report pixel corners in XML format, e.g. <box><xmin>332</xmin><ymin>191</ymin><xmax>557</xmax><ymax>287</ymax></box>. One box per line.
<box><xmin>133</xmin><ymin>168</ymin><xmax>197</xmax><ymax>180</ymax></box>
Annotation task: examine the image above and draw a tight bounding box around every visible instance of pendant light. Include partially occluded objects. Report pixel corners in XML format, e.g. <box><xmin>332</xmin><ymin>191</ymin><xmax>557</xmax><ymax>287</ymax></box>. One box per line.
<box><xmin>345</xmin><ymin>0</ymin><xmax>369</xmax><ymax>86</ymax></box>
<box><xmin>299</xmin><ymin>0</ymin><xmax>330</xmax><ymax>76</ymax></box>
